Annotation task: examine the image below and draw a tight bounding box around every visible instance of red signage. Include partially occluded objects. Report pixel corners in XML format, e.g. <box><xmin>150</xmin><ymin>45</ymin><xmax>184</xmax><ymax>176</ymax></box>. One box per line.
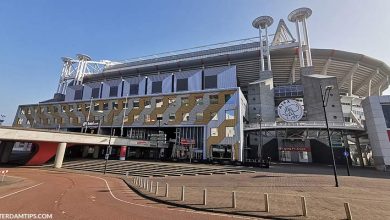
<box><xmin>180</xmin><ymin>139</ymin><xmax>195</xmax><ymax>145</ymax></box>
<box><xmin>280</xmin><ymin>147</ymin><xmax>310</xmax><ymax>152</ymax></box>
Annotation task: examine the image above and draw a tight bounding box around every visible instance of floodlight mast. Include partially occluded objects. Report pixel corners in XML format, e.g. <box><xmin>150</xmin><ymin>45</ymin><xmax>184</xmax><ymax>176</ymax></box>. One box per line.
<box><xmin>288</xmin><ymin>7</ymin><xmax>313</xmax><ymax>67</ymax></box>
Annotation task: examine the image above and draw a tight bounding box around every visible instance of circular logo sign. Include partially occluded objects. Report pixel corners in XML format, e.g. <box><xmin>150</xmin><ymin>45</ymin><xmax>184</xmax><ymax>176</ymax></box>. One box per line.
<box><xmin>277</xmin><ymin>99</ymin><xmax>303</xmax><ymax>122</ymax></box>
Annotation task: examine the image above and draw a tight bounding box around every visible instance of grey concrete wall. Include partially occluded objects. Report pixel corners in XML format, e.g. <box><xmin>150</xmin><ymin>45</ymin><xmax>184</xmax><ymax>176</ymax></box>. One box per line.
<box><xmin>247</xmin><ymin>75</ymin><xmax>275</xmax><ymax>123</ymax></box>
<box><xmin>302</xmin><ymin>74</ymin><xmax>344</xmax><ymax>122</ymax></box>
<box><xmin>362</xmin><ymin>96</ymin><xmax>390</xmax><ymax>170</ymax></box>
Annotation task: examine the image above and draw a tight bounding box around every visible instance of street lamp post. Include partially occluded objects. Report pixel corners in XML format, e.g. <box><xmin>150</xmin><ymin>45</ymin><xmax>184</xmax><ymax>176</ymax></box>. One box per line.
<box><xmin>103</xmin><ymin>112</ymin><xmax>115</xmax><ymax>175</ymax></box>
<box><xmin>256</xmin><ymin>114</ymin><xmax>263</xmax><ymax>164</ymax></box>
<box><xmin>156</xmin><ymin>116</ymin><xmax>163</xmax><ymax>160</ymax></box>
<box><xmin>84</xmin><ymin>97</ymin><xmax>93</xmax><ymax>133</ymax></box>
<box><xmin>320</xmin><ymin>84</ymin><xmax>339</xmax><ymax>187</ymax></box>
<box><xmin>120</xmin><ymin>93</ymin><xmax>129</xmax><ymax>137</ymax></box>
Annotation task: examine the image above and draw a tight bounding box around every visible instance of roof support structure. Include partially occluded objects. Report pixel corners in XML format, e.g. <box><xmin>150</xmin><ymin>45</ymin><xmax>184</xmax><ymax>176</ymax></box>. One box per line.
<box><xmin>353</xmin><ymin>68</ymin><xmax>379</xmax><ymax>96</ymax></box>
<box><xmin>321</xmin><ymin>58</ymin><xmax>332</xmax><ymax>75</ymax></box>
<box><xmin>339</xmin><ymin>62</ymin><xmax>359</xmax><ymax>95</ymax></box>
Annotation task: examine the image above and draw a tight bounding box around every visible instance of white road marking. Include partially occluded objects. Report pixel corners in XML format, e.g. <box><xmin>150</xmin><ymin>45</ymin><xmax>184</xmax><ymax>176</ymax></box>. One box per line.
<box><xmin>84</xmin><ymin>174</ymin><xmax>255</xmax><ymax>220</ymax></box>
<box><xmin>0</xmin><ymin>183</ymin><xmax>44</xmax><ymax>199</ymax></box>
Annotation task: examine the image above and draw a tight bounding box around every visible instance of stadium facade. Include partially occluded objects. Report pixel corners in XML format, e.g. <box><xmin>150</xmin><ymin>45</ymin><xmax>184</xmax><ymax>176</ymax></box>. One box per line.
<box><xmin>13</xmin><ymin>8</ymin><xmax>390</xmax><ymax>170</ymax></box>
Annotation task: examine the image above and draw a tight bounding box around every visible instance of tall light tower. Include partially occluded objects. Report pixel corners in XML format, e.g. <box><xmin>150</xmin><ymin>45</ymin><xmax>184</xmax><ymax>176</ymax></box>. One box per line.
<box><xmin>252</xmin><ymin>16</ymin><xmax>273</xmax><ymax>163</ymax></box>
<box><xmin>252</xmin><ymin>16</ymin><xmax>274</xmax><ymax>72</ymax></box>
<box><xmin>288</xmin><ymin>7</ymin><xmax>313</xmax><ymax>67</ymax></box>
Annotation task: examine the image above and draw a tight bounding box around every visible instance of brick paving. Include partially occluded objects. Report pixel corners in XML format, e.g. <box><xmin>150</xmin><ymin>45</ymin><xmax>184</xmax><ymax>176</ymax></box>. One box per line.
<box><xmin>127</xmin><ymin>164</ymin><xmax>390</xmax><ymax>220</ymax></box>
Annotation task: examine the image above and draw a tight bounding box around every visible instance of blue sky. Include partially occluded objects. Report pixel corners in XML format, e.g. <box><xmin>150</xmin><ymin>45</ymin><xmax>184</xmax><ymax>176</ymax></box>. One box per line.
<box><xmin>1</xmin><ymin>0</ymin><xmax>390</xmax><ymax>125</ymax></box>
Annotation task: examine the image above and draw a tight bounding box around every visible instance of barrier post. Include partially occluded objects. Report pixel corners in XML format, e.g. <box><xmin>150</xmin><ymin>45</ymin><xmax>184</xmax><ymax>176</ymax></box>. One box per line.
<box><xmin>181</xmin><ymin>186</ymin><xmax>185</xmax><ymax>201</ymax></box>
<box><xmin>165</xmin><ymin>183</ymin><xmax>169</xmax><ymax>197</ymax></box>
<box><xmin>232</xmin><ymin>191</ymin><xmax>236</xmax><ymax>208</ymax></box>
<box><xmin>301</xmin><ymin>196</ymin><xmax>307</xmax><ymax>216</ymax></box>
<box><xmin>344</xmin><ymin>203</ymin><xmax>353</xmax><ymax>220</ymax></box>
<box><xmin>156</xmin><ymin>182</ymin><xmax>159</xmax><ymax>195</ymax></box>
<box><xmin>203</xmin><ymin>189</ymin><xmax>207</xmax><ymax>205</ymax></box>
<box><xmin>264</xmin><ymin>193</ymin><xmax>269</xmax><ymax>212</ymax></box>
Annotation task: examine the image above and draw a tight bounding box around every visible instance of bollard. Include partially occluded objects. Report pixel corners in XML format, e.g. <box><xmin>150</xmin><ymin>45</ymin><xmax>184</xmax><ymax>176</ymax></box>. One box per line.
<box><xmin>264</xmin><ymin>193</ymin><xmax>269</xmax><ymax>212</ymax></box>
<box><xmin>143</xmin><ymin>179</ymin><xmax>146</xmax><ymax>189</ymax></box>
<box><xmin>301</xmin><ymin>196</ymin><xmax>307</xmax><ymax>217</ymax></box>
<box><xmin>232</xmin><ymin>191</ymin><xmax>236</xmax><ymax>208</ymax></box>
<box><xmin>146</xmin><ymin>180</ymin><xmax>149</xmax><ymax>191</ymax></box>
<box><xmin>165</xmin><ymin>183</ymin><xmax>169</xmax><ymax>197</ymax></box>
<box><xmin>126</xmin><ymin>171</ymin><xmax>129</xmax><ymax>177</ymax></box>
<box><xmin>150</xmin><ymin>181</ymin><xmax>154</xmax><ymax>193</ymax></box>
<box><xmin>156</xmin><ymin>182</ymin><xmax>159</xmax><ymax>195</ymax></box>
<box><xmin>181</xmin><ymin>186</ymin><xmax>185</xmax><ymax>201</ymax></box>
<box><xmin>139</xmin><ymin>178</ymin><xmax>142</xmax><ymax>187</ymax></box>
<box><xmin>203</xmin><ymin>189</ymin><xmax>207</xmax><ymax>205</ymax></box>
<box><xmin>344</xmin><ymin>202</ymin><xmax>353</xmax><ymax>220</ymax></box>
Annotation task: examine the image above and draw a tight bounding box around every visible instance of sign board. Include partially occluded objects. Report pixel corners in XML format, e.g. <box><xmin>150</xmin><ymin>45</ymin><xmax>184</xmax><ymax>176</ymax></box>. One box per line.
<box><xmin>180</xmin><ymin>139</ymin><xmax>195</xmax><ymax>145</ymax></box>
<box><xmin>279</xmin><ymin>146</ymin><xmax>310</xmax><ymax>152</ymax></box>
<box><xmin>82</xmin><ymin>121</ymin><xmax>99</xmax><ymax>127</ymax></box>
<box><xmin>277</xmin><ymin>99</ymin><xmax>304</xmax><ymax>122</ymax></box>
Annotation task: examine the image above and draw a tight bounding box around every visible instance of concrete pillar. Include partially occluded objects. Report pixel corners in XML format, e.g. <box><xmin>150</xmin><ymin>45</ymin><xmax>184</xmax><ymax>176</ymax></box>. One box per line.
<box><xmin>82</xmin><ymin>146</ymin><xmax>89</xmax><ymax>158</ymax></box>
<box><xmin>54</xmin><ymin>142</ymin><xmax>67</xmax><ymax>168</ymax></box>
<box><xmin>0</xmin><ymin>142</ymin><xmax>14</xmax><ymax>163</ymax></box>
<box><xmin>93</xmin><ymin>146</ymin><xmax>100</xmax><ymax>159</ymax></box>
<box><xmin>355</xmin><ymin>137</ymin><xmax>364</xmax><ymax>167</ymax></box>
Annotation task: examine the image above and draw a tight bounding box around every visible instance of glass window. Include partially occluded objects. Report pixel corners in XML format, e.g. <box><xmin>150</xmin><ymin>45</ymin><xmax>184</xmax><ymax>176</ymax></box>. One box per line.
<box><xmin>144</xmin><ymin>114</ymin><xmax>151</xmax><ymax>122</ymax></box>
<box><xmin>176</xmin><ymin>78</ymin><xmax>188</xmax><ymax>91</ymax></box>
<box><xmin>112</xmin><ymin>101</ymin><xmax>118</xmax><ymax>110</ymax></box>
<box><xmin>182</xmin><ymin>113</ymin><xmax>190</xmax><ymax>121</ymax></box>
<box><xmin>103</xmin><ymin>102</ymin><xmax>109</xmax><ymax>110</ymax></box>
<box><xmin>91</xmin><ymin>88</ymin><xmax>100</xmax><ymax>98</ymax></box>
<box><xmin>17</xmin><ymin>118</ymin><xmax>23</xmax><ymax>125</ymax></box>
<box><xmin>69</xmin><ymin>105</ymin><xmax>74</xmax><ymax>112</ymax></box>
<box><xmin>181</xmin><ymin>97</ymin><xmax>189</xmax><ymax>106</ymax></box>
<box><xmin>61</xmin><ymin>106</ymin><xmax>66</xmax><ymax>112</ymax></box>
<box><xmin>145</xmin><ymin>100</ymin><xmax>151</xmax><ymax>108</ymax></box>
<box><xmin>77</xmin><ymin>104</ymin><xmax>82</xmax><ymax>112</ymax></box>
<box><xmin>210</xmin><ymin>128</ymin><xmax>218</xmax><ymax>136</ymax></box>
<box><xmin>129</xmin><ymin>84</ymin><xmax>139</xmax><ymax>95</ymax></box>
<box><xmin>204</xmin><ymin>75</ymin><xmax>218</xmax><ymax>89</ymax></box>
<box><xmin>225</xmin><ymin>110</ymin><xmax>235</xmax><ymax>120</ymax></box>
<box><xmin>93</xmin><ymin>102</ymin><xmax>100</xmax><ymax>111</ymax></box>
<box><xmin>53</xmin><ymin>106</ymin><xmax>58</xmax><ymax>113</ymax></box>
<box><xmin>157</xmin><ymin>114</ymin><xmax>163</xmax><ymax>120</ymax></box>
<box><xmin>47</xmin><ymin>106</ymin><xmax>51</xmax><ymax>113</ymax></box>
<box><xmin>168</xmin><ymin>98</ymin><xmax>176</xmax><ymax>106</ymax></box>
<box><xmin>152</xmin><ymin>81</ymin><xmax>162</xmax><ymax>94</ymax></box>
<box><xmin>122</xmin><ymin>101</ymin><xmax>128</xmax><ymax>109</ymax></box>
<box><xmin>225</xmin><ymin>127</ymin><xmax>235</xmax><ymax>137</ymax></box>
<box><xmin>169</xmin><ymin>113</ymin><xmax>176</xmax><ymax>121</ymax></box>
<box><xmin>382</xmin><ymin>105</ymin><xmax>390</xmax><ymax>128</ymax></box>
<box><xmin>133</xmin><ymin>100</ymin><xmax>139</xmax><ymax>108</ymax></box>
<box><xmin>196</xmin><ymin>112</ymin><xmax>203</xmax><ymax>121</ymax></box>
<box><xmin>156</xmin><ymin>99</ymin><xmax>163</xmax><ymax>108</ymax></box>
<box><xmin>133</xmin><ymin>114</ymin><xmax>139</xmax><ymax>121</ymax></box>
<box><xmin>85</xmin><ymin>104</ymin><xmax>90</xmax><ymax>112</ymax></box>
<box><xmin>109</xmin><ymin>86</ymin><xmax>118</xmax><ymax>97</ymax></box>
<box><xmin>225</xmin><ymin>94</ymin><xmax>232</xmax><ymax>103</ymax></box>
<box><xmin>209</xmin><ymin>95</ymin><xmax>219</xmax><ymax>104</ymax></box>
<box><xmin>196</xmin><ymin>96</ymin><xmax>203</xmax><ymax>105</ymax></box>
<box><xmin>74</xmin><ymin>89</ymin><xmax>83</xmax><ymax>100</ymax></box>
<box><xmin>211</xmin><ymin>112</ymin><xmax>218</xmax><ymax>121</ymax></box>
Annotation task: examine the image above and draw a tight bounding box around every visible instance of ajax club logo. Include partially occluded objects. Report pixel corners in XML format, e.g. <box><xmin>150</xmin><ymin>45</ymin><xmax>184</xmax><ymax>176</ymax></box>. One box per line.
<box><xmin>277</xmin><ymin>99</ymin><xmax>303</xmax><ymax>122</ymax></box>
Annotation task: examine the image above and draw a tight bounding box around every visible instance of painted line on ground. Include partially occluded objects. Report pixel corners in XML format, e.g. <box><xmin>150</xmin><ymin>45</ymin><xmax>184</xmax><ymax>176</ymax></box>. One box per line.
<box><xmin>83</xmin><ymin>174</ymin><xmax>254</xmax><ymax>220</ymax></box>
<box><xmin>0</xmin><ymin>182</ymin><xmax>44</xmax><ymax>199</ymax></box>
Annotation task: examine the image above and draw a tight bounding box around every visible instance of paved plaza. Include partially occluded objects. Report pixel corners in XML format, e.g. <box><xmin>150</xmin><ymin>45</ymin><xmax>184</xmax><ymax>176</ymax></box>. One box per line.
<box><xmin>126</xmin><ymin>163</ymin><xmax>390</xmax><ymax>220</ymax></box>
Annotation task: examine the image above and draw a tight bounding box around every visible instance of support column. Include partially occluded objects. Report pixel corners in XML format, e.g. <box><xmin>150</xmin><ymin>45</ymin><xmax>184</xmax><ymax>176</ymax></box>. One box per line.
<box><xmin>355</xmin><ymin>137</ymin><xmax>364</xmax><ymax>167</ymax></box>
<box><xmin>0</xmin><ymin>142</ymin><xmax>14</xmax><ymax>163</ymax></box>
<box><xmin>82</xmin><ymin>146</ymin><xmax>89</xmax><ymax>158</ymax></box>
<box><xmin>93</xmin><ymin>146</ymin><xmax>100</xmax><ymax>159</ymax></box>
<box><xmin>54</xmin><ymin>142</ymin><xmax>67</xmax><ymax>168</ymax></box>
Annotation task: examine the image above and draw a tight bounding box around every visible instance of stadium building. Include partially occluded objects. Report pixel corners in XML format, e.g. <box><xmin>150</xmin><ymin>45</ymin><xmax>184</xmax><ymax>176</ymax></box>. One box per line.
<box><xmin>12</xmin><ymin>8</ymin><xmax>390</xmax><ymax>170</ymax></box>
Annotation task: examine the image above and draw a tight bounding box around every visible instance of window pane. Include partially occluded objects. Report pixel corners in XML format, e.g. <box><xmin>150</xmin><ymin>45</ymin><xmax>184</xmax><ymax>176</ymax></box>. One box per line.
<box><xmin>145</xmin><ymin>100</ymin><xmax>151</xmax><ymax>108</ymax></box>
<box><xmin>91</xmin><ymin>88</ymin><xmax>100</xmax><ymax>98</ymax></box>
<box><xmin>196</xmin><ymin>96</ymin><xmax>203</xmax><ymax>105</ymax></box>
<box><xmin>144</xmin><ymin>114</ymin><xmax>151</xmax><ymax>122</ymax></box>
<box><xmin>210</xmin><ymin>128</ymin><xmax>218</xmax><ymax>136</ymax></box>
<box><xmin>181</xmin><ymin>97</ymin><xmax>189</xmax><ymax>106</ymax></box>
<box><xmin>182</xmin><ymin>113</ymin><xmax>189</xmax><ymax>121</ymax></box>
<box><xmin>225</xmin><ymin>127</ymin><xmax>235</xmax><ymax>137</ymax></box>
<box><xmin>74</xmin><ymin>89</ymin><xmax>83</xmax><ymax>100</ymax></box>
<box><xmin>156</xmin><ymin>99</ymin><xmax>163</xmax><ymax>108</ymax></box>
<box><xmin>205</xmin><ymin>75</ymin><xmax>218</xmax><ymax>89</ymax></box>
<box><xmin>152</xmin><ymin>81</ymin><xmax>162</xmax><ymax>94</ymax></box>
<box><xmin>196</xmin><ymin>112</ymin><xmax>203</xmax><ymax>121</ymax></box>
<box><xmin>112</xmin><ymin>101</ymin><xmax>118</xmax><ymax>110</ymax></box>
<box><xmin>168</xmin><ymin>98</ymin><xmax>176</xmax><ymax>106</ymax></box>
<box><xmin>224</xmin><ymin>94</ymin><xmax>231</xmax><ymax>103</ymax></box>
<box><xmin>103</xmin><ymin>102</ymin><xmax>109</xmax><ymax>110</ymax></box>
<box><xmin>109</xmin><ymin>86</ymin><xmax>118</xmax><ymax>97</ymax></box>
<box><xmin>209</xmin><ymin>95</ymin><xmax>219</xmax><ymax>104</ymax></box>
<box><xmin>130</xmin><ymin>84</ymin><xmax>139</xmax><ymax>95</ymax></box>
<box><xmin>225</xmin><ymin>110</ymin><xmax>235</xmax><ymax>120</ymax></box>
<box><xmin>133</xmin><ymin>100</ymin><xmax>140</xmax><ymax>108</ymax></box>
<box><xmin>169</xmin><ymin>113</ymin><xmax>175</xmax><ymax>121</ymax></box>
<box><xmin>176</xmin><ymin>78</ymin><xmax>188</xmax><ymax>91</ymax></box>
<box><xmin>211</xmin><ymin>112</ymin><xmax>218</xmax><ymax>121</ymax></box>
